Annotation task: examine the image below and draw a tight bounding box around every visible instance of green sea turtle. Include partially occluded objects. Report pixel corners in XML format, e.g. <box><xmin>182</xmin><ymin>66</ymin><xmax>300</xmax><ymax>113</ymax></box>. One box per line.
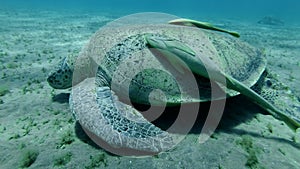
<box><xmin>47</xmin><ymin>16</ymin><xmax>300</xmax><ymax>155</ymax></box>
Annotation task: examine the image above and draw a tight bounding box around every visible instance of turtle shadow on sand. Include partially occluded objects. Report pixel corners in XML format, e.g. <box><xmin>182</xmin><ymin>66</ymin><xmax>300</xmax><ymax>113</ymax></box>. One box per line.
<box><xmin>74</xmin><ymin>121</ymin><xmax>120</xmax><ymax>156</ymax></box>
<box><xmin>51</xmin><ymin>93</ymin><xmax>70</xmax><ymax>103</ymax></box>
<box><xmin>151</xmin><ymin>96</ymin><xmax>299</xmax><ymax>149</ymax></box>
<box><xmin>73</xmin><ymin>93</ymin><xmax>300</xmax><ymax>153</ymax></box>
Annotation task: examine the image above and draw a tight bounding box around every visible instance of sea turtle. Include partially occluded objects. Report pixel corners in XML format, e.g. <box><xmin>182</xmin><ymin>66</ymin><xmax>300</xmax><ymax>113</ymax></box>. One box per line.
<box><xmin>47</xmin><ymin>15</ymin><xmax>300</xmax><ymax>155</ymax></box>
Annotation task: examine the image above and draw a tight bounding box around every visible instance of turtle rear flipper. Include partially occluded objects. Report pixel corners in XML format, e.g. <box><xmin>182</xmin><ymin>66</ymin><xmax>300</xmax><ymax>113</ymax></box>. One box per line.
<box><xmin>252</xmin><ymin>70</ymin><xmax>300</xmax><ymax>123</ymax></box>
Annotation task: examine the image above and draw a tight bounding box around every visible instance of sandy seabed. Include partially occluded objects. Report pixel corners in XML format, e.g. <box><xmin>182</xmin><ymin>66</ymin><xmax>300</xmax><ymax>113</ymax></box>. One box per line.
<box><xmin>0</xmin><ymin>9</ymin><xmax>299</xmax><ymax>169</ymax></box>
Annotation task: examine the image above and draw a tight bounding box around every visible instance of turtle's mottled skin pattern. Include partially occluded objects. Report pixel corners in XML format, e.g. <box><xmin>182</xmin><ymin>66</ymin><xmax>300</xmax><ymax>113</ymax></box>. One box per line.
<box><xmin>49</xmin><ymin>24</ymin><xmax>267</xmax><ymax>153</ymax></box>
<box><xmin>48</xmin><ymin>24</ymin><xmax>300</xmax><ymax>153</ymax></box>
<box><xmin>47</xmin><ymin>55</ymin><xmax>74</xmax><ymax>89</ymax></box>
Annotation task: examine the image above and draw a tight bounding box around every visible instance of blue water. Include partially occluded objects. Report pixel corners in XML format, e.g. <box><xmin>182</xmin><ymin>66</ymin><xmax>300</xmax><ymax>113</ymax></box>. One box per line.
<box><xmin>0</xmin><ymin>0</ymin><xmax>300</xmax><ymax>168</ymax></box>
<box><xmin>1</xmin><ymin>0</ymin><xmax>300</xmax><ymax>23</ymax></box>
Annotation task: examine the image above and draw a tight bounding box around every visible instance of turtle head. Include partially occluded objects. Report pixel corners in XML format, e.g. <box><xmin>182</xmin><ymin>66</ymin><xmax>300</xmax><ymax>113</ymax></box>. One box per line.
<box><xmin>47</xmin><ymin>57</ymin><xmax>73</xmax><ymax>89</ymax></box>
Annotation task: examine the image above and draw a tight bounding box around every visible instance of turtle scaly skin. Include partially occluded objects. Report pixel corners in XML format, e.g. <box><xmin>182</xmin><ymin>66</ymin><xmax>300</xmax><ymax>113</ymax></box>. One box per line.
<box><xmin>48</xmin><ymin>19</ymin><xmax>300</xmax><ymax>154</ymax></box>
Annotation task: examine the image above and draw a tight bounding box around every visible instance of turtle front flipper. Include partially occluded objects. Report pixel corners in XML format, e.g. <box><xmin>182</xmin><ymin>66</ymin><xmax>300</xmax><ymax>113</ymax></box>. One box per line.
<box><xmin>168</xmin><ymin>18</ymin><xmax>240</xmax><ymax>38</ymax></box>
<box><xmin>70</xmin><ymin>77</ymin><xmax>175</xmax><ymax>155</ymax></box>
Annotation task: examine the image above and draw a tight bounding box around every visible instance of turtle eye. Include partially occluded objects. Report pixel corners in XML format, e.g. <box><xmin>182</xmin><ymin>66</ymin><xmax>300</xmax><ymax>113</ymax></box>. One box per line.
<box><xmin>266</xmin><ymin>79</ymin><xmax>272</xmax><ymax>87</ymax></box>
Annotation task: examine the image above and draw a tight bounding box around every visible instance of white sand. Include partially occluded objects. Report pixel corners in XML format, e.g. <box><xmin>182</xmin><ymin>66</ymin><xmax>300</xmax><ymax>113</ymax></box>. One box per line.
<box><xmin>0</xmin><ymin>9</ymin><xmax>299</xmax><ymax>169</ymax></box>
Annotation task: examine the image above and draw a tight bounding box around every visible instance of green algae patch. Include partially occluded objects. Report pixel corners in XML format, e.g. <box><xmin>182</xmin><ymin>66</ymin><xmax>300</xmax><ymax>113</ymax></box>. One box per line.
<box><xmin>19</xmin><ymin>149</ymin><xmax>39</xmax><ymax>168</ymax></box>
<box><xmin>57</xmin><ymin>130</ymin><xmax>75</xmax><ymax>149</ymax></box>
<box><xmin>85</xmin><ymin>153</ymin><xmax>108</xmax><ymax>169</ymax></box>
<box><xmin>236</xmin><ymin>135</ymin><xmax>265</xmax><ymax>169</ymax></box>
<box><xmin>0</xmin><ymin>85</ymin><xmax>9</xmax><ymax>96</ymax></box>
<box><xmin>54</xmin><ymin>152</ymin><xmax>72</xmax><ymax>166</ymax></box>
